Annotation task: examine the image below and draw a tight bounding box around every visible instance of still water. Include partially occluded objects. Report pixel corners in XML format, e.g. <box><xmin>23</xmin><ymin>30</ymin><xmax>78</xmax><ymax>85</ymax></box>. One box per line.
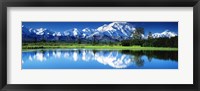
<box><xmin>22</xmin><ymin>49</ymin><xmax>178</xmax><ymax>69</ymax></box>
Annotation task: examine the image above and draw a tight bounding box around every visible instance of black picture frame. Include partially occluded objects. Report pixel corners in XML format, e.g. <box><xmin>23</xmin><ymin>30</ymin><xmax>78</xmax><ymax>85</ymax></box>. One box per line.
<box><xmin>0</xmin><ymin>0</ymin><xmax>199</xmax><ymax>91</ymax></box>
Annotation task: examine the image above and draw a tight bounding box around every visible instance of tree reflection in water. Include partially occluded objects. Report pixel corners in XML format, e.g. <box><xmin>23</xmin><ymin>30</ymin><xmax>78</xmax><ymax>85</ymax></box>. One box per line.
<box><xmin>120</xmin><ymin>50</ymin><xmax>178</xmax><ymax>67</ymax></box>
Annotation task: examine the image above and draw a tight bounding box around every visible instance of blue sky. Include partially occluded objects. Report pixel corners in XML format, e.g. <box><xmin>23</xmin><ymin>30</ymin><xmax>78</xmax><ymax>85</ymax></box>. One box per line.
<box><xmin>22</xmin><ymin>22</ymin><xmax>178</xmax><ymax>35</ymax></box>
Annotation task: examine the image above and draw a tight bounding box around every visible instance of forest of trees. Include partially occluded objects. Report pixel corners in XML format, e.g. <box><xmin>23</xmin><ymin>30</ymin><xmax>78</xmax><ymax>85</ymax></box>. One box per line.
<box><xmin>121</xmin><ymin>27</ymin><xmax>178</xmax><ymax>48</ymax></box>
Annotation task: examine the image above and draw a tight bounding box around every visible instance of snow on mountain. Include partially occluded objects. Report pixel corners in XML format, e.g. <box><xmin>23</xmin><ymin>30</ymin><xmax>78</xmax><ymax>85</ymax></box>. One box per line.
<box><xmin>91</xmin><ymin>22</ymin><xmax>136</xmax><ymax>41</ymax></box>
<box><xmin>53</xmin><ymin>32</ymin><xmax>62</xmax><ymax>36</ymax></box>
<box><xmin>141</xmin><ymin>34</ymin><xmax>147</xmax><ymax>39</ymax></box>
<box><xmin>22</xmin><ymin>26</ymin><xmax>57</xmax><ymax>41</ymax></box>
<box><xmin>82</xmin><ymin>28</ymin><xmax>90</xmax><ymax>32</ymax></box>
<box><xmin>161</xmin><ymin>30</ymin><xmax>177</xmax><ymax>37</ymax></box>
<box><xmin>22</xmin><ymin>22</ymin><xmax>137</xmax><ymax>42</ymax></box>
<box><xmin>34</xmin><ymin>28</ymin><xmax>47</xmax><ymax>35</ymax></box>
<box><xmin>97</xmin><ymin>24</ymin><xmax>114</xmax><ymax>32</ymax></box>
<box><xmin>72</xmin><ymin>28</ymin><xmax>79</xmax><ymax>36</ymax></box>
<box><xmin>81</xmin><ymin>28</ymin><xmax>94</xmax><ymax>38</ymax></box>
<box><xmin>62</xmin><ymin>28</ymin><xmax>80</xmax><ymax>37</ymax></box>
<box><xmin>22</xmin><ymin>26</ymin><xmax>53</xmax><ymax>36</ymax></box>
<box><xmin>63</xmin><ymin>31</ymin><xmax>70</xmax><ymax>36</ymax></box>
<box><xmin>97</xmin><ymin>22</ymin><xmax>135</xmax><ymax>36</ymax></box>
<box><xmin>22</xmin><ymin>22</ymin><xmax>178</xmax><ymax>42</ymax></box>
<box><xmin>152</xmin><ymin>30</ymin><xmax>177</xmax><ymax>38</ymax></box>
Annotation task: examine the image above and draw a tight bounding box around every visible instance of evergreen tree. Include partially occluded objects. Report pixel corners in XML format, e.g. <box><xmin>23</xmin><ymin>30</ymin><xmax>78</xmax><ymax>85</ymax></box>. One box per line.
<box><xmin>148</xmin><ymin>32</ymin><xmax>153</xmax><ymax>39</ymax></box>
<box><xmin>133</xmin><ymin>27</ymin><xmax>144</xmax><ymax>39</ymax></box>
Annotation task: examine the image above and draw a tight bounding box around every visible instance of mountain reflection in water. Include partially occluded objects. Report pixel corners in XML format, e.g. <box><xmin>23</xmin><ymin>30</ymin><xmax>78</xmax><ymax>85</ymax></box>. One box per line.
<box><xmin>22</xmin><ymin>49</ymin><xmax>178</xmax><ymax>69</ymax></box>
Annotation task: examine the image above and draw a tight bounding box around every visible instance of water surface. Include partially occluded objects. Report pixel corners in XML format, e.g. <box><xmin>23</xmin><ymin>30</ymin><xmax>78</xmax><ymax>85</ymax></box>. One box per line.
<box><xmin>22</xmin><ymin>49</ymin><xmax>178</xmax><ymax>69</ymax></box>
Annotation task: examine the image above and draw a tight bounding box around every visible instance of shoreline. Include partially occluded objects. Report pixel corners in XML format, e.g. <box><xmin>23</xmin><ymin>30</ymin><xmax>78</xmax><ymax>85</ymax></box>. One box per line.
<box><xmin>22</xmin><ymin>45</ymin><xmax>178</xmax><ymax>51</ymax></box>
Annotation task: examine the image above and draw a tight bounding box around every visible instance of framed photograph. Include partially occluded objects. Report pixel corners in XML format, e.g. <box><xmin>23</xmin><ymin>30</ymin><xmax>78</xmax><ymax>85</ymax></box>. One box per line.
<box><xmin>0</xmin><ymin>0</ymin><xmax>199</xmax><ymax>91</ymax></box>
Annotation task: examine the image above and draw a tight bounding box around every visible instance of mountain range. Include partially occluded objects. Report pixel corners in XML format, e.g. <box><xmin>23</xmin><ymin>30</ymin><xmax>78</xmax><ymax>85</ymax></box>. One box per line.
<box><xmin>22</xmin><ymin>22</ymin><xmax>177</xmax><ymax>42</ymax></box>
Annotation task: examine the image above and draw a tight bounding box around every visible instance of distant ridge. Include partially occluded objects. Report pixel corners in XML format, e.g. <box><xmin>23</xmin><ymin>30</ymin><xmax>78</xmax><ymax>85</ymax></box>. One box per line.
<box><xmin>22</xmin><ymin>22</ymin><xmax>178</xmax><ymax>42</ymax></box>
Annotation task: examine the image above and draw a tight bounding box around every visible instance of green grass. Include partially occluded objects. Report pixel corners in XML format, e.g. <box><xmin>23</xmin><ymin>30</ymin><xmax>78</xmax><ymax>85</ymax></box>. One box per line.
<box><xmin>22</xmin><ymin>42</ymin><xmax>178</xmax><ymax>51</ymax></box>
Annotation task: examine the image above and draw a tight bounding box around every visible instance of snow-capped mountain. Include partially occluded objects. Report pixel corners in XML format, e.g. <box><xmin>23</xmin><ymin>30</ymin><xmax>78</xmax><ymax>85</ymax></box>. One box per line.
<box><xmin>152</xmin><ymin>30</ymin><xmax>177</xmax><ymax>38</ymax></box>
<box><xmin>22</xmin><ymin>26</ymin><xmax>55</xmax><ymax>41</ymax></box>
<box><xmin>95</xmin><ymin>22</ymin><xmax>136</xmax><ymax>40</ymax></box>
<box><xmin>87</xmin><ymin>22</ymin><xmax>135</xmax><ymax>41</ymax></box>
<box><xmin>22</xmin><ymin>22</ymin><xmax>178</xmax><ymax>42</ymax></box>
<box><xmin>81</xmin><ymin>28</ymin><xmax>94</xmax><ymax>38</ymax></box>
<box><xmin>63</xmin><ymin>28</ymin><xmax>80</xmax><ymax>37</ymax></box>
<box><xmin>53</xmin><ymin>32</ymin><xmax>62</xmax><ymax>36</ymax></box>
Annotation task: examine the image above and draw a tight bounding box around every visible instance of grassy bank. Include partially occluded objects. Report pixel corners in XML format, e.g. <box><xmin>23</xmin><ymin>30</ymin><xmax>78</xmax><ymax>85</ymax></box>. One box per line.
<box><xmin>22</xmin><ymin>42</ymin><xmax>178</xmax><ymax>51</ymax></box>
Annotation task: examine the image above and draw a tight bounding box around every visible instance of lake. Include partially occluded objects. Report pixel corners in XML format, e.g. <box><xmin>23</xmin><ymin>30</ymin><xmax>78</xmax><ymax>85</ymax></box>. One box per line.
<box><xmin>22</xmin><ymin>49</ymin><xmax>178</xmax><ymax>69</ymax></box>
